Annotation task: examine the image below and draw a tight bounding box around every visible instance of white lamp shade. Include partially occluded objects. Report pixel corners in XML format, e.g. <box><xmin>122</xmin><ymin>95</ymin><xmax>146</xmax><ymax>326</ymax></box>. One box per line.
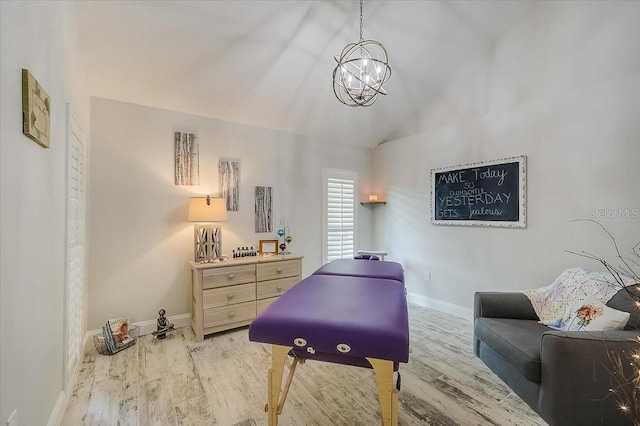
<box><xmin>188</xmin><ymin>197</ymin><xmax>228</xmax><ymax>222</ymax></box>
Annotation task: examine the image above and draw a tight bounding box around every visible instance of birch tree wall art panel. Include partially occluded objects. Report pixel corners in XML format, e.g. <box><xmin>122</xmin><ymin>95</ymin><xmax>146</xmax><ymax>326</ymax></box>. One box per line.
<box><xmin>254</xmin><ymin>186</ymin><xmax>273</xmax><ymax>232</ymax></box>
<box><xmin>174</xmin><ymin>132</ymin><xmax>199</xmax><ymax>185</ymax></box>
<box><xmin>219</xmin><ymin>158</ymin><xmax>240</xmax><ymax>211</ymax></box>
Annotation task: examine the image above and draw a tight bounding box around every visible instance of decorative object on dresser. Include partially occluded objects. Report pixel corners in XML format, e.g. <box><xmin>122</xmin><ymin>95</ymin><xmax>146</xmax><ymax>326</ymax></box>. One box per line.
<box><xmin>259</xmin><ymin>240</ymin><xmax>278</xmax><ymax>256</ymax></box>
<box><xmin>188</xmin><ymin>196</ymin><xmax>228</xmax><ymax>263</ymax></box>
<box><xmin>189</xmin><ymin>255</ymin><xmax>302</xmax><ymax>341</ymax></box>
<box><xmin>233</xmin><ymin>246</ymin><xmax>257</xmax><ymax>258</ymax></box>
<box><xmin>174</xmin><ymin>132</ymin><xmax>199</xmax><ymax>185</ymax></box>
<box><xmin>277</xmin><ymin>219</ymin><xmax>292</xmax><ymax>255</ymax></box>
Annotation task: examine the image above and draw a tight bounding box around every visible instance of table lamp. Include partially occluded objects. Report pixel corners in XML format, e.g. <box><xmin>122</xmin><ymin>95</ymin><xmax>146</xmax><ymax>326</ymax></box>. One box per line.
<box><xmin>188</xmin><ymin>196</ymin><xmax>228</xmax><ymax>263</ymax></box>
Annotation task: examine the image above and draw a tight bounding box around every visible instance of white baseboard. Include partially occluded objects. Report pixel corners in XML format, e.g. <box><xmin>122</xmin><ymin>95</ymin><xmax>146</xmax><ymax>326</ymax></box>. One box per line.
<box><xmin>134</xmin><ymin>313</ymin><xmax>191</xmax><ymax>336</ymax></box>
<box><xmin>48</xmin><ymin>337</ymin><xmax>85</xmax><ymax>426</ymax></box>
<box><xmin>84</xmin><ymin>312</ymin><xmax>191</xmax><ymax>348</ymax></box>
<box><xmin>47</xmin><ymin>391</ymin><xmax>66</xmax><ymax>426</ymax></box>
<box><xmin>407</xmin><ymin>292</ymin><xmax>473</xmax><ymax>321</ymax></box>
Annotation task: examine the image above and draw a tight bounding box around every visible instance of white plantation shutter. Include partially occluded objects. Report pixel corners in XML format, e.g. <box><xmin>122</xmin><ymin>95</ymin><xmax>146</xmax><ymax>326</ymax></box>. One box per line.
<box><xmin>323</xmin><ymin>170</ymin><xmax>357</xmax><ymax>263</ymax></box>
<box><xmin>65</xmin><ymin>107</ymin><xmax>85</xmax><ymax>388</ymax></box>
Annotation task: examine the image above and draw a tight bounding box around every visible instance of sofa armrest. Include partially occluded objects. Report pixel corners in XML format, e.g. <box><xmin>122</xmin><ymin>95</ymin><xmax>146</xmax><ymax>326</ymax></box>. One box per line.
<box><xmin>539</xmin><ymin>330</ymin><xmax>640</xmax><ymax>425</ymax></box>
<box><xmin>474</xmin><ymin>292</ymin><xmax>539</xmax><ymax>321</ymax></box>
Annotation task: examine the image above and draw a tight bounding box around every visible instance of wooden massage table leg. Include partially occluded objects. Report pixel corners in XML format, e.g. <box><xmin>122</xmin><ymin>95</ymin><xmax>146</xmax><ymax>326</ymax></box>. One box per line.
<box><xmin>266</xmin><ymin>344</ymin><xmax>294</xmax><ymax>426</ymax></box>
<box><xmin>367</xmin><ymin>357</ymin><xmax>399</xmax><ymax>426</ymax></box>
<box><xmin>277</xmin><ymin>357</ymin><xmax>300</xmax><ymax>415</ymax></box>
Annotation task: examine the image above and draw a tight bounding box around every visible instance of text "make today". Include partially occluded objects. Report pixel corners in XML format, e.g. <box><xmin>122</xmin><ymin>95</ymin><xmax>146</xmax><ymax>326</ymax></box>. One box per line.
<box><xmin>438</xmin><ymin>167</ymin><xmax>508</xmax><ymax>186</ymax></box>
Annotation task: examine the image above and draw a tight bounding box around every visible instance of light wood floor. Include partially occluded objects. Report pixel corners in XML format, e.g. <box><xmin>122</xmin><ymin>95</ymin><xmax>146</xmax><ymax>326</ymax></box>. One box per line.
<box><xmin>62</xmin><ymin>305</ymin><xmax>547</xmax><ymax>425</ymax></box>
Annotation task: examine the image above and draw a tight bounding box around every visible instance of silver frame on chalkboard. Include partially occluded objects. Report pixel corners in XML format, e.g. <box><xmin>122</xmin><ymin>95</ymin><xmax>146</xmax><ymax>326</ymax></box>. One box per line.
<box><xmin>430</xmin><ymin>155</ymin><xmax>527</xmax><ymax>228</ymax></box>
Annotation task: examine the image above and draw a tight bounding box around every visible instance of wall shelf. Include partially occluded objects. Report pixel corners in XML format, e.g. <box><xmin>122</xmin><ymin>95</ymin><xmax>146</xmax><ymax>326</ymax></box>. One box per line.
<box><xmin>360</xmin><ymin>201</ymin><xmax>387</xmax><ymax>206</ymax></box>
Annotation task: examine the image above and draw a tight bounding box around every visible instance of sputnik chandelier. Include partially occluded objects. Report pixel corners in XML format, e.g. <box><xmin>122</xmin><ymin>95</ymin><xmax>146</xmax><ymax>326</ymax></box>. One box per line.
<box><xmin>333</xmin><ymin>0</ymin><xmax>391</xmax><ymax>107</ymax></box>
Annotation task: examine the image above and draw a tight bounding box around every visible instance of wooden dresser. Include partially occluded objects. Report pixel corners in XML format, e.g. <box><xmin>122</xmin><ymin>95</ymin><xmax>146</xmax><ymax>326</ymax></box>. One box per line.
<box><xmin>189</xmin><ymin>255</ymin><xmax>303</xmax><ymax>341</ymax></box>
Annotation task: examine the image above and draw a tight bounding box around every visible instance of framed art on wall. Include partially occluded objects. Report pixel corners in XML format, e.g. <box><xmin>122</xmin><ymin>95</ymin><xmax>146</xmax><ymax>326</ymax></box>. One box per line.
<box><xmin>255</xmin><ymin>186</ymin><xmax>273</xmax><ymax>232</ymax></box>
<box><xmin>219</xmin><ymin>158</ymin><xmax>240</xmax><ymax>211</ymax></box>
<box><xmin>175</xmin><ymin>132</ymin><xmax>199</xmax><ymax>185</ymax></box>
<box><xmin>431</xmin><ymin>155</ymin><xmax>527</xmax><ymax>228</ymax></box>
<box><xmin>22</xmin><ymin>69</ymin><xmax>50</xmax><ymax>148</ymax></box>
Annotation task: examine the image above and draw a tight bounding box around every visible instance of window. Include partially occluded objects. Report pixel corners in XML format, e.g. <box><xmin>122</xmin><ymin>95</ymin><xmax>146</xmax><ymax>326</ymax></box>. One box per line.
<box><xmin>323</xmin><ymin>169</ymin><xmax>357</xmax><ymax>264</ymax></box>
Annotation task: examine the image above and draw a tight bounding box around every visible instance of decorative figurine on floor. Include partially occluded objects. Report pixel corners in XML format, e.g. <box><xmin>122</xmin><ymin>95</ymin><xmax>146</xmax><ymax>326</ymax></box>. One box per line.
<box><xmin>152</xmin><ymin>308</ymin><xmax>175</xmax><ymax>342</ymax></box>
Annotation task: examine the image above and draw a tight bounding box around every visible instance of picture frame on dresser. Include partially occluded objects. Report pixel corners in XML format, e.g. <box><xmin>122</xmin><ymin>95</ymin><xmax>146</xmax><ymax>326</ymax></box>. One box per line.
<box><xmin>259</xmin><ymin>239</ymin><xmax>278</xmax><ymax>255</ymax></box>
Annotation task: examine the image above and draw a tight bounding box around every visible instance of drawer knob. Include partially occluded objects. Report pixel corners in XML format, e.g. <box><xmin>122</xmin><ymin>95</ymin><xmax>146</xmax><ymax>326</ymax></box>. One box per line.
<box><xmin>276</xmin><ymin>285</ymin><xmax>283</xmax><ymax>291</ymax></box>
<box><xmin>276</xmin><ymin>268</ymin><xmax>283</xmax><ymax>273</ymax></box>
<box><xmin>228</xmin><ymin>312</ymin><xmax>236</xmax><ymax>318</ymax></box>
<box><xmin>228</xmin><ymin>273</ymin><xmax>235</xmax><ymax>279</ymax></box>
<box><xmin>227</xmin><ymin>293</ymin><xmax>235</xmax><ymax>299</ymax></box>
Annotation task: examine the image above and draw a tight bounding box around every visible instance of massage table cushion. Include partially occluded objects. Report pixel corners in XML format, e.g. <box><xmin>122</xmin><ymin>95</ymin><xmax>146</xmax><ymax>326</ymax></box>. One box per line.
<box><xmin>249</xmin><ymin>274</ymin><xmax>409</xmax><ymax>365</ymax></box>
<box><xmin>311</xmin><ymin>258</ymin><xmax>405</xmax><ymax>284</ymax></box>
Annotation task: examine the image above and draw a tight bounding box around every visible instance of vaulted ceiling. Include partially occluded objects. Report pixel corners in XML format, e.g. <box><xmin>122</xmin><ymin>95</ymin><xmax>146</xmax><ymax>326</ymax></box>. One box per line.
<box><xmin>76</xmin><ymin>1</ymin><xmax>532</xmax><ymax>148</ymax></box>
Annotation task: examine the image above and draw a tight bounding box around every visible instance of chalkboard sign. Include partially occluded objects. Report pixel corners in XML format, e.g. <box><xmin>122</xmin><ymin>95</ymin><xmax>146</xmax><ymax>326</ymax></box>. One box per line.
<box><xmin>431</xmin><ymin>156</ymin><xmax>526</xmax><ymax>227</ymax></box>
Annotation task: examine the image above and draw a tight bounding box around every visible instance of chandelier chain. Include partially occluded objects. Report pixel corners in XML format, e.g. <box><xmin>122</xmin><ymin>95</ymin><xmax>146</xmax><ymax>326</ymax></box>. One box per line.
<box><xmin>359</xmin><ymin>0</ymin><xmax>364</xmax><ymax>41</ymax></box>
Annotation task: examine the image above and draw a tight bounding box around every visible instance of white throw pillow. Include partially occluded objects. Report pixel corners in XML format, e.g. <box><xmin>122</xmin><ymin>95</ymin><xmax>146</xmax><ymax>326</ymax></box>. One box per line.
<box><xmin>562</xmin><ymin>295</ymin><xmax>630</xmax><ymax>331</ymax></box>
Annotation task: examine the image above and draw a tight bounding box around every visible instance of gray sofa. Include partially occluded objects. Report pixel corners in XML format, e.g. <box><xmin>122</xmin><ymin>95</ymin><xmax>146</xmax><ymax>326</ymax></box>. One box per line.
<box><xmin>474</xmin><ymin>287</ymin><xmax>640</xmax><ymax>426</ymax></box>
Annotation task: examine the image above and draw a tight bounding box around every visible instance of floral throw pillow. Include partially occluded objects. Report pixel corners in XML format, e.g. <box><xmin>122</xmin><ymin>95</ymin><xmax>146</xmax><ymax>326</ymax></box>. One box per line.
<box><xmin>561</xmin><ymin>295</ymin><xmax>630</xmax><ymax>332</ymax></box>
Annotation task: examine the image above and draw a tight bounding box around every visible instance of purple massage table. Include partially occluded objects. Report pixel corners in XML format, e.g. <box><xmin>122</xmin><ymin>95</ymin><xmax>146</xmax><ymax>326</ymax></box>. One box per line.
<box><xmin>249</xmin><ymin>259</ymin><xmax>409</xmax><ymax>426</ymax></box>
<box><xmin>312</xmin><ymin>258</ymin><xmax>405</xmax><ymax>283</ymax></box>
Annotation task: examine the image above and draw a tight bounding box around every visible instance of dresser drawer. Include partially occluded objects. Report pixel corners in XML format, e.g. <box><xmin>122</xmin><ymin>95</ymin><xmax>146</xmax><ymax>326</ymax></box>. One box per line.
<box><xmin>256</xmin><ymin>297</ymin><xmax>276</xmax><ymax>315</ymax></box>
<box><xmin>203</xmin><ymin>301</ymin><xmax>256</xmax><ymax>328</ymax></box>
<box><xmin>257</xmin><ymin>276</ymin><xmax>299</xmax><ymax>300</ymax></box>
<box><xmin>257</xmin><ymin>260</ymin><xmax>300</xmax><ymax>281</ymax></box>
<box><xmin>203</xmin><ymin>283</ymin><xmax>255</xmax><ymax>309</ymax></box>
<box><xmin>202</xmin><ymin>264</ymin><xmax>255</xmax><ymax>289</ymax></box>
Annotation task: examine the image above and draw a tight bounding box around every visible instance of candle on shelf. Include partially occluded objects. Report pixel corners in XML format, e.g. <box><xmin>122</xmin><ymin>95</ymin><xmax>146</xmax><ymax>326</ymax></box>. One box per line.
<box><xmin>368</xmin><ymin>194</ymin><xmax>378</xmax><ymax>202</ymax></box>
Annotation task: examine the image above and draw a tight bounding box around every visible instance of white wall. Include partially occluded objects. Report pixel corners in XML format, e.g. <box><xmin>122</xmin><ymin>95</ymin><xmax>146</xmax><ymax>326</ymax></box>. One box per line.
<box><xmin>0</xmin><ymin>2</ymin><xmax>90</xmax><ymax>425</ymax></box>
<box><xmin>88</xmin><ymin>98</ymin><xmax>374</xmax><ymax>330</ymax></box>
<box><xmin>372</xmin><ymin>1</ymin><xmax>640</xmax><ymax>316</ymax></box>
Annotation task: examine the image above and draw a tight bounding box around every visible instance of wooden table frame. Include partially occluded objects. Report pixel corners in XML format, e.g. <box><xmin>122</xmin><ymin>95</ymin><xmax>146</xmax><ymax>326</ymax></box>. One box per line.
<box><xmin>266</xmin><ymin>344</ymin><xmax>399</xmax><ymax>426</ymax></box>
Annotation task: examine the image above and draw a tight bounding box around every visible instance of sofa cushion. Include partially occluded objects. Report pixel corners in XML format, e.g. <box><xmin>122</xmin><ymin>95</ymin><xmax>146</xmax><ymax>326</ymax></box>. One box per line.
<box><xmin>562</xmin><ymin>295</ymin><xmax>630</xmax><ymax>331</ymax></box>
<box><xmin>606</xmin><ymin>285</ymin><xmax>640</xmax><ymax>329</ymax></box>
<box><xmin>474</xmin><ymin>318</ymin><xmax>550</xmax><ymax>382</ymax></box>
